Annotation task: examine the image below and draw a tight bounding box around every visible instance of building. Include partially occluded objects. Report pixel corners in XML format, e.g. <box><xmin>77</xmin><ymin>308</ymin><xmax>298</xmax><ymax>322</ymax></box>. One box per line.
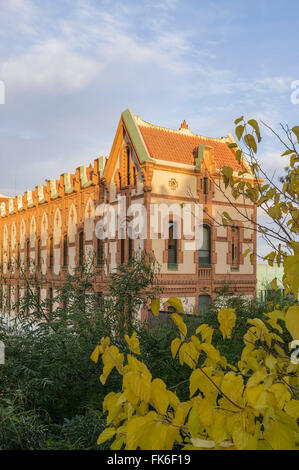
<box><xmin>256</xmin><ymin>264</ymin><xmax>284</xmax><ymax>302</ymax></box>
<box><xmin>0</xmin><ymin>109</ymin><xmax>257</xmax><ymax>319</ymax></box>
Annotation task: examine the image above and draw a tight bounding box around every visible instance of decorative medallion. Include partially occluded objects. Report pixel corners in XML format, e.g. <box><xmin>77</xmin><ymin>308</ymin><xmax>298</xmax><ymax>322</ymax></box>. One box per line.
<box><xmin>169</xmin><ymin>178</ymin><xmax>178</xmax><ymax>191</ymax></box>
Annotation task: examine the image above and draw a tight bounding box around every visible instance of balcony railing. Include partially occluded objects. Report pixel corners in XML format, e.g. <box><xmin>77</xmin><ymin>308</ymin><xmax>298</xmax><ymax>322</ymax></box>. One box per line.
<box><xmin>198</xmin><ymin>266</ymin><xmax>211</xmax><ymax>279</ymax></box>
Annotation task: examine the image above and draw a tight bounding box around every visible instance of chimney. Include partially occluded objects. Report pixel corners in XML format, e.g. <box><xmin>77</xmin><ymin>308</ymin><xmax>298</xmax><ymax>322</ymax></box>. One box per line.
<box><xmin>180</xmin><ymin>120</ymin><xmax>189</xmax><ymax>130</ymax></box>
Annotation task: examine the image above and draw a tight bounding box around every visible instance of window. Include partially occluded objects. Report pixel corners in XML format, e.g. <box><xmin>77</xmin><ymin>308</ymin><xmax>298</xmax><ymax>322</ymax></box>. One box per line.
<box><xmin>37</xmin><ymin>238</ymin><xmax>41</xmax><ymax>268</ymax></box>
<box><xmin>128</xmin><ymin>225</ymin><xmax>133</xmax><ymax>261</ymax></box>
<box><xmin>49</xmin><ymin>287</ymin><xmax>53</xmax><ymax>314</ymax></box>
<box><xmin>7</xmin><ymin>284</ymin><xmax>11</xmax><ymax>313</ymax></box>
<box><xmin>203</xmin><ymin>177</ymin><xmax>208</xmax><ymax>195</ymax></box>
<box><xmin>16</xmin><ymin>285</ymin><xmax>20</xmax><ymax>313</ymax></box>
<box><xmin>121</xmin><ymin>237</ymin><xmax>125</xmax><ymax>265</ymax></box>
<box><xmin>127</xmin><ymin>147</ymin><xmax>131</xmax><ymax>186</ymax></box>
<box><xmin>168</xmin><ymin>221</ymin><xmax>177</xmax><ymax>268</ymax></box>
<box><xmin>36</xmin><ymin>287</ymin><xmax>41</xmax><ymax>310</ymax></box>
<box><xmin>128</xmin><ymin>237</ymin><xmax>133</xmax><ymax>261</ymax></box>
<box><xmin>17</xmin><ymin>243</ymin><xmax>20</xmax><ymax>267</ymax></box>
<box><xmin>97</xmin><ymin>238</ymin><xmax>104</xmax><ymax>266</ymax></box>
<box><xmin>26</xmin><ymin>239</ymin><xmax>30</xmax><ymax>267</ymax></box>
<box><xmin>78</xmin><ymin>231</ymin><xmax>84</xmax><ymax>266</ymax></box>
<box><xmin>198</xmin><ymin>225</ymin><xmax>211</xmax><ymax>265</ymax></box>
<box><xmin>198</xmin><ymin>295</ymin><xmax>211</xmax><ymax>315</ymax></box>
<box><xmin>63</xmin><ymin>234</ymin><xmax>68</xmax><ymax>267</ymax></box>
<box><xmin>231</xmin><ymin>226</ymin><xmax>239</xmax><ymax>268</ymax></box>
<box><xmin>49</xmin><ymin>237</ymin><xmax>53</xmax><ymax>269</ymax></box>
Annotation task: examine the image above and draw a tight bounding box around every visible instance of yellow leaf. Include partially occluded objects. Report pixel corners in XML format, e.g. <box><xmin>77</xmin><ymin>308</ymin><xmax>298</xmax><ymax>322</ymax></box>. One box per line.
<box><xmin>151</xmin><ymin>378</ymin><xmax>170</xmax><ymax>415</ymax></box>
<box><xmin>264</xmin><ymin>420</ymin><xmax>296</xmax><ymax>450</ymax></box>
<box><xmin>285</xmin><ymin>400</ymin><xmax>299</xmax><ymax>419</ymax></box>
<box><xmin>125</xmin><ymin>331</ymin><xmax>141</xmax><ymax>355</ymax></box>
<box><xmin>268</xmin><ymin>383</ymin><xmax>291</xmax><ymax>409</ymax></box>
<box><xmin>270</xmin><ymin>277</ymin><xmax>278</xmax><ymax>291</ymax></box>
<box><xmin>187</xmin><ymin>404</ymin><xmax>201</xmax><ymax>438</ymax></box>
<box><xmin>110</xmin><ymin>435</ymin><xmax>124</xmax><ymax>450</ymax></box>
<box><xmin>171</xmin><ymin>313</ymin><xmax>187</xmax><ymax>340</ymax></box>
<box><xmin>171</xmin><ymin>337</ymin><xmax>181</xmax><ymax>358</ymax></box>
<box><xmin>90</xmin><ymin>345</ymin><xmax>100</xmax><ymax>363</ymax></box>
<box><xmin>150</xmin><ymin>298</ymin><xmax>160</xmax><ymax>316</ymax></box>
<box><xmin>167</xmin><ymin>297</ymin><xmax>185</xmax><ymax>314</ymax></box>
<box><xmin>285</xmin><ymin>305</ymin><xmax>299</xmax><ymax>340</ymax></box>
<box><xmin>195</xmin><ymin>324</ymin><xmax>213</xmax><ymax>343</ymax></box>
<box><xmin>283</xmin><ymin>242</ymin><xmax>299</xmax><ymax>297</ymax></box>
<box><xmin>217</xmin><ymin>308</ymin><xmax>236</xmax><ymax>339</ymax></box>
<box><xmin>97</xmin><ymin>427</ymin><xmax>116</xmax><ymax>445</ymax></box>
<box><xmin>197</xmin><ymin>396</ymin><xmax>215</xmax><ymax>427</ymax></box>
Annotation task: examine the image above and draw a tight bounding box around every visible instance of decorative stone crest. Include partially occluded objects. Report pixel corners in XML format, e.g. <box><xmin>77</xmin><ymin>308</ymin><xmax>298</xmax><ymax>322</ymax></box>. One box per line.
<box><xmin>169</xmin><ymin>178</ymin><xmax>178</xmax><ymax>191</ymax></box>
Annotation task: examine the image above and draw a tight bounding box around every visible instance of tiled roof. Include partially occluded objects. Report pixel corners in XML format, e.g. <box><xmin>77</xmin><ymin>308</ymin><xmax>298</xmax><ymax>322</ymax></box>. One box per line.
<box><xmin>138</xmin><ymin>123</ymin><xmax>245</xmax><ymax>171</ymax></box>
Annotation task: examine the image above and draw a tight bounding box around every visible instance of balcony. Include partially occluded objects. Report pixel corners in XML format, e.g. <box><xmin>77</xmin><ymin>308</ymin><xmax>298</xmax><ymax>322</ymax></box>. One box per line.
<box><xmin>198</xmin><ymin>266</ymin><xmax>211</xmax><ymax>279</ymax></box>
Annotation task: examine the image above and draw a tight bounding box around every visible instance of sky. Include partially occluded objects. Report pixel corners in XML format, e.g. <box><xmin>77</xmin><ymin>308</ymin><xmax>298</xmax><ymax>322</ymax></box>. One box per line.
<box><xmin>0</xmin><ymin>0</ymin><xmax>298</xmax><ymax>258</ymax></box>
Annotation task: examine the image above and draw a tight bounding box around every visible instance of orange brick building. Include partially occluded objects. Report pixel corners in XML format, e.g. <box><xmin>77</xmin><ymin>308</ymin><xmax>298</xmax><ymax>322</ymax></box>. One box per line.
<box><xmin>0</xmin><ymin>109</ymin><xmax>257</xmax><ymax>318</ymax></box>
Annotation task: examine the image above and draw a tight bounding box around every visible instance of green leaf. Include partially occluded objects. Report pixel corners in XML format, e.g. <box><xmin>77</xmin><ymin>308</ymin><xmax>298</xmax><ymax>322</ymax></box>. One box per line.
<box><xmin>292</xmin><ymin>126</ymin><xmax>299</xmax><ymax>143</ymax></box>
<box><xmin>243</xmin><ymin>248</ymin><xmax>251</xmax><ymax>258</ymax></box>
<box><xmin>228</xmin><ymin>143</ymin><xmax>238</xmax><ymax>148</ymax></box>
<box><xmin>248</xmin><ymin>119</ymin><xmax>261</xmax><ymax>142</ymax></box>
<box><xmin>244</xmin><ymin>134</ymin><xmax>257</xmax><ymax>153</ymax></box>
<box><xmin>235</xmin><ymin>125</ymin><xmax>245</xmax><ymax>141</ymax></box>
<box><xmin>235</xmin><ymin>149</ymin><xmax>242</xmax><ymax>164</ymax></box>
<box><xmin>222</xmin><ymin>211</ymin><xmax>232</xmax><ymax>221</ymax></box>
<box><xmin>234</xmin><ymin>116</ymin><xmax>244</xmax><ymax>125</ymax></box>
<box><xmin>281</xmin><ymin>149</ymin><xmax>294</xmax><ymax>156</ymax></box>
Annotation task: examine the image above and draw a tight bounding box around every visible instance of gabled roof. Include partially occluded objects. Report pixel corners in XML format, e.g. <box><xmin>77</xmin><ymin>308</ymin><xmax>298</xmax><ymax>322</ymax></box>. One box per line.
<box><xmin>123</xmin><ymin>110</ymin><xmax>245</xmax><ymax>172</ymax></box>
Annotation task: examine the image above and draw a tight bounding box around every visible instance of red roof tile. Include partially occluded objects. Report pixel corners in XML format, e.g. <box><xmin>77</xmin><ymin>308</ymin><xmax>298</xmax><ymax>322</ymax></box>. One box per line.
<box><xmin>138</xmin><ymin>125</ymin><xmax>245</xmax><ymax>172</ymax></box>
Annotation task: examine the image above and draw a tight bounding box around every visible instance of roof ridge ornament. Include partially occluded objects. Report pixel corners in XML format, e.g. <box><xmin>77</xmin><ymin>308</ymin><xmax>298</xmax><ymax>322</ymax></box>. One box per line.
<box><xmin>180</xmin><ymin>119</ymin><xmax>189</xmax><ymax>130</ymax></box>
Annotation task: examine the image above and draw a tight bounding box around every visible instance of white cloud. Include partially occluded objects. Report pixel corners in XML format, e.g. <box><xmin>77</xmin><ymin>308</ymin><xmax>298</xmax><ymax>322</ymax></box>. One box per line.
<box><xmin>2</xmin><ymin>39</ymin><xmax>100</xmax><ymax>92</ymax></box>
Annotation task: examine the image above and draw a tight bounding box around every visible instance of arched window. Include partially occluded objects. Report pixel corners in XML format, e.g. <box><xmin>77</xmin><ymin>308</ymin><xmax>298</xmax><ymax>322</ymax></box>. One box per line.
<box><xmin>97</xmin><ymin>238</ymin><xmax>104</xmax><ymax>266</ymax></box>
<box><xmin>26</xmin><ymin>239</ymin><xmax>30</xmax><ymax>267</ymax></box>
<box><xmin>198</xmin><ymin>295</ymin><xmax>211</xmax><ymax>314</ymax></box>
<box><xmin>198</xmin><ymin>225</ymin><xmax>211</xmax><ymax>265</ymax></box>
<box><xmin>78</xmin><ymin>231</ymin><xmax>84</xmax><ymax>266</ymax></box>
<box><xmin>231</xmin><ymin>226</ymin><xmax>239</xmax><ymax>268</ymax></box>
<box><xmin>168</xmin><ymin>221</ymin><xmax>177</xmax><ymax>268</ymax></box>
<box><xmin>120</xmin><ymin>146</ymin><xmax>135</xmax><ymax>188</ymax></box>
<box><xmin>49</xmin><ymin>287</ymin><xmax>53</xmax><ymax>315</ymax></box>
<box><xmin>63</xmin><ymin>234</ymin><xmax>68</xmax><ymax>267</ymax></box>
<box><xmin>120</xmin><ymin>225</ymin><xmax>125</xmax><ymax>265</ymax></box>
<box><xmin>127</xmin><ymin>147</ymin><xmax>131</xmax><ymax>186</ymax></box>
<box><xmin>37</xmin><ymin>238</ymin><xmax>41</xmax><ymax>268</ymax></box>
<box><xmin>17</xmin><ymin>243</ymin><xmax>20</xmax><ymax>267</ymax></box>
<box><xmin>49</xmin><ymin>237</ymin><xmax>53</xmax><ymax>269</ymax></box>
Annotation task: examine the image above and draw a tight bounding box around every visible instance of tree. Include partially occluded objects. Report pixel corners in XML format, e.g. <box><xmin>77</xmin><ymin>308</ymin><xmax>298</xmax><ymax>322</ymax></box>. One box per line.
<box><xmin>92</xmin><ymin>118</ymin><xmax>299</xmax><ymax>450</ymax></box>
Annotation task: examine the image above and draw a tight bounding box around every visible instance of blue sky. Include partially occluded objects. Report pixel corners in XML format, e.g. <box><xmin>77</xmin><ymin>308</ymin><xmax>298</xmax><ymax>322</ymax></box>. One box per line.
<box><xmin>0</xmin><ymin>0</ymin><xmax>298</xmax><ymax>256</ymax></box>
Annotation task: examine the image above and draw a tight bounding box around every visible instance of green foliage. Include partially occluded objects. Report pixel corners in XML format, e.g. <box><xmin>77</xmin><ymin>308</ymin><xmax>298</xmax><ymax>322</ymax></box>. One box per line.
<box><xmin>0</xmin><ymin>254</ymin><xmax>158</xmax><ymax>449</ymax></box>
